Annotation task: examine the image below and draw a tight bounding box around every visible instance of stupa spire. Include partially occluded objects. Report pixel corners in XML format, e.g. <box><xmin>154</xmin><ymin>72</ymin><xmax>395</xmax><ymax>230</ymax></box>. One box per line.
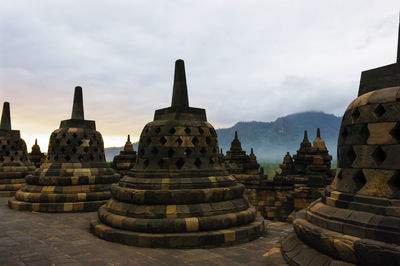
<box><xmin>35</xmin><ymin>139</ymin><xmax>38</xmax><ymax>145</ymax></box>
<box><xmin>317</xmin><ymin>128</ymin><xmax>321</xmax><ymax>138</ymax></box>
<box><xmin>303</xmin><ymin>130</ymin><xmax>309</xmax><ymax>142</ymax></box>
<box><xmin>235</xmin><ymin>131</ymin><xmax>238</xmax><ymax>140</ymax></box>
<box><xmin>0</xmin><ymin>102</ymin><xmax>11</xmax><ymax>131</ymax></box>
<box><xmin>127</xmin><ymin>134</ymin><xmax>131</xmax><ymax>142</ymax></box>
<box><xmin>71</xmin><ymin>86</ymin><xmax>84</xmax><ymax>120</ymax></box>
<box><xmin>171</xmin><ymin>59</ymin><xmax>189</xmax><ymax>108</ymax></box>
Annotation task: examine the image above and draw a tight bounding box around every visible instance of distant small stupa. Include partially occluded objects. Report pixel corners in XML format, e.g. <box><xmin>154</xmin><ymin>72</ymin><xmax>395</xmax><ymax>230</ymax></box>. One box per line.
<box><xmin>0</xmin><ymin>102</ymin><xmax>36</xmax><ymax>197</ymax></box>
<box><xmin>28</xmin><ymin>139</ymin><xmax>46</xmax><ymax>168</ymax></box>
<box><xmin>111</xmin><ymin>134</ymin><xmax>137</xmax><ymax>175</ymax></box>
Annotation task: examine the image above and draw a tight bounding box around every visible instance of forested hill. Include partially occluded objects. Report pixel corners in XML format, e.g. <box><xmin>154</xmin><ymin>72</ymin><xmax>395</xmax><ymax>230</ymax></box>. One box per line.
<box><xmin>105</xmin><ymin>111</ymin><xmax>342</xmax><ymax>162</ymax></box>
<box><xmin>216</xmin><ymin>111</ymin><xmax>342</xmax><ymax>161</ymax></box>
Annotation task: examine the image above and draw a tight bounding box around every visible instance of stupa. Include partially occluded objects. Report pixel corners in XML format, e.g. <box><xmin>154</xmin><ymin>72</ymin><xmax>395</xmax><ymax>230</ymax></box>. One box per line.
<box><xmin>265</xmin><ymin>18</ymin><xmax>400</xmax><ymax>265</ymax></box>
<box><xmin>91</xmin><ymin>60</ymin><xmax>264</xmax><ymax>248</ymax></box>
<box><xmin>111</xmin><ymin>135</ymin><xmax>137</xmax><ymax>175</ymax></box>
<box><xmin>0</xmin><ymin>102</ymin><xmax>35</xmax><ymax>197</ymax></box>
<box><xmin>9</xmin><ymin>87</ymin><xmax>120</xmax><ymax>212</ymax></box>
<box><xmin>28</xmin><ymin>139</ymin><xmax>46</xmax><ymax>168</ymax></box>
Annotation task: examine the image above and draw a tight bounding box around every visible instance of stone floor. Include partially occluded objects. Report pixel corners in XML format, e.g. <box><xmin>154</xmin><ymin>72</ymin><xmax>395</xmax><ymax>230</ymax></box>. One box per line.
<box><xmin>0</xmin><ymin>197</ymin><xmax>292</xmax><ymax>266</ymax></box>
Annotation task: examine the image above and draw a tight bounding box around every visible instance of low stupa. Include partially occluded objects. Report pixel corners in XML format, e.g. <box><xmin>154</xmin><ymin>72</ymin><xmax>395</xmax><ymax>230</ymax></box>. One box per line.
<box><xmin>28</xmin><ymin>139</ymin><xmax>46</xmax><ymax>168</ymax></box>
<box><xmin>9</xmin><ymin>87</ymin><xmax>120</xmax><ymax>212</ymax></box>
<box><xmin>91</xmin><ymin>60</ymin><xmax>264</xmax><ymax>248</ymax></box>
<box><xmin>265</xmin><ymin>18</ymin><xmax>400</xmax><ymax>265</ymax></box>
<box><xmin>111</xmin><ymin>135</ymin><xmax>137</xmax><ymax>175</ymax></box>
<box><xmin>0</xmin><ymin>102</ymin><xmax>35</xmax><ymax>197</ymax></box>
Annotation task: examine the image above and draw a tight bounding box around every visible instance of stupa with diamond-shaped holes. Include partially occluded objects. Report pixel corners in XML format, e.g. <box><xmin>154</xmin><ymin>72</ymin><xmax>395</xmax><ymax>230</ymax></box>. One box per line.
<box><xmin>264</xmin><ymin>18</ymin><xmax>400</xmax><ymax>266</ymax></box>
<box><xmin>90</xmin><ymin>59</ymin><xmax>264</xmax><ymax>248</ymax></box>
<box><xmin>9</xmin><ymin>87</ymin><xmax>120</xmax><ymax>212</ymax></box>
<box><xmin>0</xmin><ymin>102</ymin><xmax>35</xmax><ymax>197</ymax></box>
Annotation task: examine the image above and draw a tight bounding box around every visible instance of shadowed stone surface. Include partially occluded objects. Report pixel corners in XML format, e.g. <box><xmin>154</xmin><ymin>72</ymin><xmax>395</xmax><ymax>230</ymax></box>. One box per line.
<box><xmin>8</xmin><ymin>87</ymin><xmax>120</xmax><ymax>212</ymax></box>
<box><xmin>91</xmin><ymin>60</ymin><xmax>264</xmax><ymax>248</ymax></box>
<box><xmin>0</xmin><ymin>102</ymin><xmax>35</xmax><ymax>197</ymax></box>
<box><xmin>0</xmin><ymin>197</ymin><xmax>292</xmax><ymax>265</ymax></box>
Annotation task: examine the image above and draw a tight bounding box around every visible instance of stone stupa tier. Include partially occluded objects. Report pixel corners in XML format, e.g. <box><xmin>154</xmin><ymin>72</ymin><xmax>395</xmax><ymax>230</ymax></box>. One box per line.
<box><xmin>9</xmin><ymin>87</ymin><xmax>120</xmax><ymax>212</ymax></box>
<box><xmin>0</xmin><ymin>102</ymin><xmax>35</xmax><ymax>197</ymax></box>
<box><xmin>91</xmin><ymin>60</ymin><xmax>264</xmax><ymax>248</ymax></box>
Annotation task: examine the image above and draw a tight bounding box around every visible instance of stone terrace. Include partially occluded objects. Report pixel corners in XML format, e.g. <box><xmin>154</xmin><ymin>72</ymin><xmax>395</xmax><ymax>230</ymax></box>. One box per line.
<box><xmin>0</xmin><ymin>197</ymin><xmax>292</xmax><ymax>266</ymax></box>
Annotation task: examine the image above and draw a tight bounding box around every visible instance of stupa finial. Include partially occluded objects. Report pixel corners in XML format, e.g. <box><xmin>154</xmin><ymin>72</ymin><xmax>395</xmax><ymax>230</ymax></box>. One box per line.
<box><xmin>0</xmin><ymin>102</ymin><xmax>11</xmax><ymax>131</ymax></box>
<box><xmin>317</xmin><ymin>128</ymin><xmax>321</xmax><ymax>138</ymax></box>
<box><xmin>35</xmin><ymin>139</ymin><xmax>38</xmax><ymax>145</ymax></box>
<box><xmin>303</xmin><ymin>130</ymin><xmax>309</xmax><ymax>141</ymax></box>
<box><xmin>234</xmin><ymin>131</ymin><xmax>238</xmax><ymax>140</ymax></box>
<box><xmin>127</xmin><ymin>134</ymin><xmax>131</xmax><ymax>142</ymax></box>
<box><xmin>71</xmin><ymin>86</ymin><xmax>84</xmax><ymax>120</ymax></box>
<box><xmin>171</xmin><ymin>59</ymin><xmax>189</xmax><ymax>108</ymax></box>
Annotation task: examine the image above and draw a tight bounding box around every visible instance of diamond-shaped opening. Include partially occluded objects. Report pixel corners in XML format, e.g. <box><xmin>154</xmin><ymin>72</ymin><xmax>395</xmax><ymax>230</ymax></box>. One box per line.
<box><xmin>94</xmin><ymin>147</ymin><xmax>98</xmax><ymax>152</ymax></box>
<box><xmin>98</xmin><ymin>155</ymin><xmax>103</xmax><ymax>160</ymax></box>
<box><xmin>176</xmin><ymin>137</ymin><xmax>183</xmax><ymax>145</ymax></box>
<box><xmin>185</xmin><ymin>127</ymin><xmax>191</xmax><ymax>134</ymax></box>
<box><xmin>89</xmin><ymin>154</ymin><xmax>94</xmax><ymax>161</ymax></box>
<box><xmin>145</xmin><ymin>128</ymin><xmax>149</xmax><ymax>133</ymax></box>
<box><xmin>62</xmin><ymin>133</ymin><xmax>67</xmax><ymax>138</ymax></box>
<box><xmin>155</xmin><ymin>127</ymin><xmax>161</xmax><ymax>134</ymax></box>
<box><xmin>390</xmin><ymin>122</ymin><xmax>400</xmax><ymax>141</ymax></box>
<box><xmin>194</xmin><ymin>158</ymin><xmax>202</xmax><ymax>168</ymax></box>
<box><xmin>353</xmin><ymin>170</ymin><xmax>366</xmax><ymax>191</ymax></box>
<box><xmin>210</xmin><ymin>128</ymin><xmax>216</xmax><ymax>137</ymax></box>
<box><xmin>5</xmin><ymin>151</ymin><xmax>10</xmax><ymax>156</ymax></box>
<box><xmin>54</xmin><ymin>155</ymin><xmax>59</xmax><ymax>161</ymax></box>
<box><xmin>176</xmin><ymin>158</ymin><xmax>185</xmax><ymax>169</ymax></box>
<box><xmin>143</xmin><ymin>159</ymin><xmax>149</xmax><ymax>168</ymax></box>
<box><xmin>65</xmin><ymin>155</ymin><xmax>71</xmax><ymax>162</ymax></box>
<box><xmin>10</xmin><ymin>156</ymin><xmax>14</xmax><ymax>161</ymax></box>
<box><xmin>55</xmin><ymin>139</ymin><xmax>60</xmax><ymax>144</ymax></box>
<box><xmin>66</xmin><ymin>139</ymin><xmax>71</xmax><ymax>145</ymax></box>
<box><xmin>78</xmin><ymin>155</ymin><xmax>84</xmax><ymax>161</ymax></box>
<box><xmin>72</xmin><ymin>147</ymin><xmax>77</xmax><ymax>153</ymax></box>
<box><xmin>168</xmin><ymin>148</ymin><xmax>175</xmax><ymax>157</ymax></box>
<box><xmin>371</xmin><ymin>145</ymin><xmax>387</xmax><ymax>165</ymax></box>
<box><xmin>388</xmin><ymin>171</ymin><xmax>400</xmax><ymax>191</ymax></box>
<box><xmin>158</xmin><ymin>159</ymin><xmax>164</xmax><ymax>168</ymax></box>
<box><xmin>169</xmin><ymin>128</ymin><xmax>176</xmax><ymax>135</ymax></box>
<box><xmin>1</xmin><ymin>145</ymin><xmax>5</xmax><ymax>150</ymax></box>
<box><xmin>359</xmin><ymin>124</ymin><xmax>370</xmax><ymax>141</ymax></box>
<box><xmin>198</xmin><ymin>127</ymin><xmax>204</xmax><ymax>134</ymax></box>
<box><xmin>346</xmin><ymin>146</ymin><xmax>357</xmax><ymax>165</ymax></box>
<box><xmin>192</xmin><ymin>137</ymin><xmax>199</xmax><ymax>145</ymax></box>
<box><xmin>151</xmin><ymin>147</ymin><xmax>159</xmax><ymax>154</ymax></box>
<box><xmin>61</xmin><ymin>147</ymin><xmax>66</xmax><ymax>153</ymax></box>
<box><xmin>72</xmin><ymin>133</ymin><xmax>78</xmax><ymax>138</ymax></box>
<box><xmin>84</xmin><ymin>147</ymin><xmax>89</xmax><ymax>153</ymax></box>
<box><xmin>146</xmin><ymin>137</ymin><xmax>152</xmax><ymax>145</ymax></box>
<box><xmin>89</xmin><ymin>140</ymin><xmax>93</xmax><ymax>145</ymax></box>
<box><xmin>351</xmin><ymin>108</ymin><xmax>360</xmax><ymax>121</ymax></box>
<box><xmin>78</xmin><ymin>140</ymin><xmax>83</xmax><ymax>145</ymax></box>
<box><xmin>374</xmin><ymin>104</ymin><xmax>386</xmax><ymax>117</ymax></box>
<box><xmin>84</xmin><ymin>134</ymin><xmax>88</xmax><ymax>138</ymax></box>
<box><xmin>200</xmin><ymin>147</ymin><xmax>207</xmax><ymax>154</ymax></box>
<box><xmin>14</xmin><ymin>151</ymin><xmax>18</xmax><ymax>155</ymax></box>
<box><xmin>160</xmin><ymin>136</ymin><xmax>167</xmax><ymax>145</ymax></box>
<box><xmin>0</xmin><ymin>156</ymin><xmax>4</xmax><ymax>162</ymax></box>
<box><xmin>184</xmin><ymin>148</ymin><xmax>192</xmax><ymax>157</ymax></box>
<box><xmin>341</xmin><ymin>127</ymin><xmax>348</xmax><ymax>139</ymax></box>
<box><xmin>205</xmin><ymin>137</ymin><xmax>211</xmax><ymax>145</ymax></box>
<box><xmin>92</xmin><ymin>134</ymin><xmax>97</xmax><ymax>139</ymax></box>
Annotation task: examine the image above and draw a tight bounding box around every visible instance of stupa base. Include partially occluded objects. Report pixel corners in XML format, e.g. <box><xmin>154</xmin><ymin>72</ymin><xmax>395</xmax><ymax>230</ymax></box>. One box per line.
<box><xmin>8</xmin><ymin>199</ymin><xmax>107</xmax><ymax>212</ymax></box>
<box><xmin>0</xmin><ymin>183</ymin><xmax>24</xmax><ymax>197</ymax></box>
<box><xmin>90</xmin><ymin>215</ymin><xmax>265</xmax><ymax>248</ymax></box>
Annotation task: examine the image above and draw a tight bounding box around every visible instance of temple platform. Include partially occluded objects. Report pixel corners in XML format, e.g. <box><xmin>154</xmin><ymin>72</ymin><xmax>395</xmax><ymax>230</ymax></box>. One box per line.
<box><xmin>0</xmin><ymin>197</ymin><xmax>292</xmax><ymax>265</ymax></box>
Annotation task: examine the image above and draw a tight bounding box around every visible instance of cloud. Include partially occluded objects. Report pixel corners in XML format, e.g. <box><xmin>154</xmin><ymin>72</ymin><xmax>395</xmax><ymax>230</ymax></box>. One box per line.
<box><xmin>0</xmin><ymin>0</ymin><xmax>398</xmax><ymax>151</ymax></box>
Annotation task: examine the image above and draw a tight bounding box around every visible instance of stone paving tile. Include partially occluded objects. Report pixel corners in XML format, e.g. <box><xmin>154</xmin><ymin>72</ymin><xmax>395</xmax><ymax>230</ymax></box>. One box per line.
<box><xmin>0</xmin><ymin>197</ymin><xmax>293</xmax><ymax>265</ymax></box>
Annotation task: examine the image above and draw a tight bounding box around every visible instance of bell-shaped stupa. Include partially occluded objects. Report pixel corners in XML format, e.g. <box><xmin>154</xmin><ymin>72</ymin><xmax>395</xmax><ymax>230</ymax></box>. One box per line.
<box><xmin>9</xmin><ymin>87</ymin><xmax>120</xmax><ymax>212</ymax></box>
<box><xmin>111</xmin><ymin>134</ymin><xmax>137</xmax><ymax>175</ymax></box>
<box><xmin>91</xmin><ymin>60</ymin><xmax>264</xmax><ymax>248</ymax></box>
<box><xmin>267</xmin><ymin>18</ymin><xmax>400</xmax><ymax>265</ymax></box>
<box><xmin>28</xmin><ymin>139</ymin><xmax>46</xmax><ymax>168</ymax></box>
<box><xmin>0</xmin><ymin>102</ymin><xmax>35</xmax><ymax>197</ymax></box>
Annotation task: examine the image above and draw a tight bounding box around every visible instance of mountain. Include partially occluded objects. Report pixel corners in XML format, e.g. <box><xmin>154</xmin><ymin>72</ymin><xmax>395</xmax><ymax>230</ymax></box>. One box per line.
<box><xmin>104</xmin><ymin>111</ymin><xmax>342</xmax><ymax>162</ymax></box>
<box><xmin>216</xmin><ymin>111</ymin><xmax>341</xmax><ymax>161</ymax></box>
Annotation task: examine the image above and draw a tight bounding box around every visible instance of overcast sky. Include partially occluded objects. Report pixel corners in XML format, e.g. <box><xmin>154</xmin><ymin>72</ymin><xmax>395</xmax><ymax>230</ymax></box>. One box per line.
<box><xmin>0</xmin><ymin>0</ymin><xmax>399</xmax><ymax>151</ymax></box>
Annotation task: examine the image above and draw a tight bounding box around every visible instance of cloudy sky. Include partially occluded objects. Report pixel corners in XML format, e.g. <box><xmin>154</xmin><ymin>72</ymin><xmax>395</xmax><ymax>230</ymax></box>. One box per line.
<box><xmin>0</xmin><ymin>0</ymin><xmax>399</xmax><ymax>151</ymax></box>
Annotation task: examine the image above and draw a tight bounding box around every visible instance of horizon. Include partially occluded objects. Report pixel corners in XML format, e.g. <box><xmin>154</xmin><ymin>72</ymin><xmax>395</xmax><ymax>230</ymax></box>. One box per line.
<box><xmin>1</xmin><ymin>1</ymin><xmax>398</xmax><ymax>152</ymax></box>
